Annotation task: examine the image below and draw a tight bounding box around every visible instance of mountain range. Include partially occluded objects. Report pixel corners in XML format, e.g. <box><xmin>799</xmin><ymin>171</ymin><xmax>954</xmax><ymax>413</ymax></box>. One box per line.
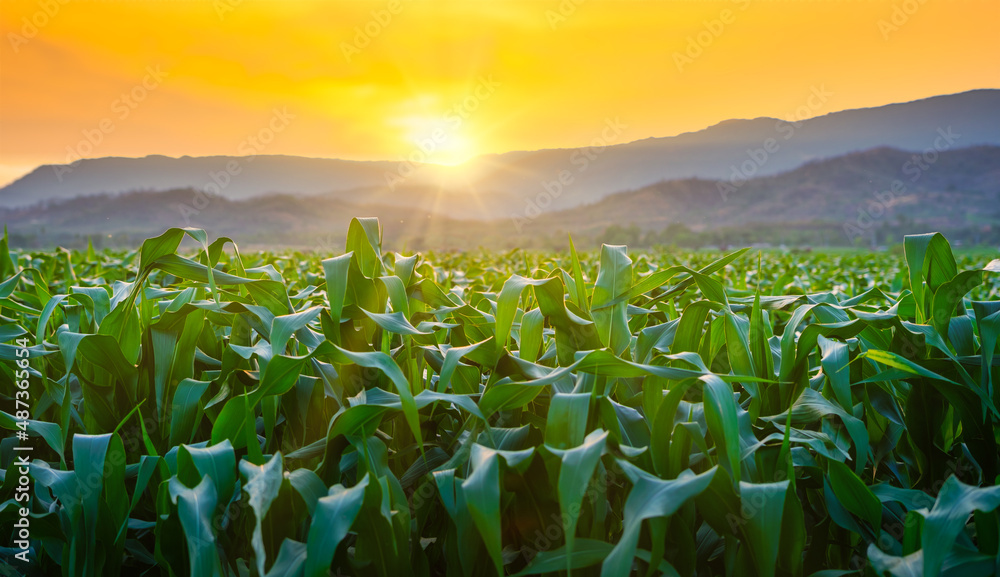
<box><xmin>2</xmin><ymin>89</ymin><xmax>999</xmax><ymax>248</ymax></box>
<box><xmin>4</xmin><ymin>144</ymin><xmax>998</xmax><ymax>250</ymax></box>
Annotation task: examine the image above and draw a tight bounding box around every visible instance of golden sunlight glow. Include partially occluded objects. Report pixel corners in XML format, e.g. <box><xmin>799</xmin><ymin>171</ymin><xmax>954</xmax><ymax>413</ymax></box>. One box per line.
<box><xmin>391</xmin><ymin>112</ymin><xmax>478</xmax><ymax>166</ymax></box>
<box><xmin>1</xmin><ymin>0</ymin><xmax>998</xmax><ymax>184</ymax></box>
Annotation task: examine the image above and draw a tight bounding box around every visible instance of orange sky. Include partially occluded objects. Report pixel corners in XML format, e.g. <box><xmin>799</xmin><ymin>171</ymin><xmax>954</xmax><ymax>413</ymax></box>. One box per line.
<box><xmin>1</xmin><ymin>0</ymin><xmax>997</xmax><ymax>186</ymax></box>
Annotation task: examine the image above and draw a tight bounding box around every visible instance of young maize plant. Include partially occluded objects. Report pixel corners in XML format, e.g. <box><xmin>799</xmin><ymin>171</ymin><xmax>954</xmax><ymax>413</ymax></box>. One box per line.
<box><xmin>1</xmin><ymin>219</ymin><xmax>999</xmax><ymax>576</ymax></box>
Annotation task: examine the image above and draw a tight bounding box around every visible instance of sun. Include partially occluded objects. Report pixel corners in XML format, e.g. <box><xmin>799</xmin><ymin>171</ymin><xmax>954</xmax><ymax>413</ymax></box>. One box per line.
<box><xmin>393</xmin><ymin>114</ymin><xmax>479</xmax><ymax>166</ymax></box>
<box><xmin>426</xmin><ymin>134</ymin><xmax>477</xmax><ymax>166</ymax></box>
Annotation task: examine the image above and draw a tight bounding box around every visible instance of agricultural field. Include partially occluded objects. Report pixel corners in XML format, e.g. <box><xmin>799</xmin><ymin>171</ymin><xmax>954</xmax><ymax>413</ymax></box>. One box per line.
<box><xmin>2</xmin><ymin>218</ymin><xmax>1000</xmax><ymax>576</ymax></box>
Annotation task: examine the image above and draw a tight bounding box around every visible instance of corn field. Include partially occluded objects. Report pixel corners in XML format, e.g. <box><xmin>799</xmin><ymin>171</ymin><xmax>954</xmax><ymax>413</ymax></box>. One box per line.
<box><xmin>2</xmin><ymin>218</ymin><xmax>1000</xmax><ymax>577</ymax></box>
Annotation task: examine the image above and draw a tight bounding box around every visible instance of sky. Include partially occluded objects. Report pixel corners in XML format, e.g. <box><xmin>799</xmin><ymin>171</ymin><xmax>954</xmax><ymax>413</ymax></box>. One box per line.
<box><xmin>0</xmin><ymin>0</ymin><xmax>997</xmax><ymax>186</ymax></box>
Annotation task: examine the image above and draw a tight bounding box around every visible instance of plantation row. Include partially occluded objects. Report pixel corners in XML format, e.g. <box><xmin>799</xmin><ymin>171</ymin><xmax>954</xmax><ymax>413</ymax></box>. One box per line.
<box><xmin>1</xmin><ymin>218</ymin><xmax>999</xmax><ymax>576</ymax></box>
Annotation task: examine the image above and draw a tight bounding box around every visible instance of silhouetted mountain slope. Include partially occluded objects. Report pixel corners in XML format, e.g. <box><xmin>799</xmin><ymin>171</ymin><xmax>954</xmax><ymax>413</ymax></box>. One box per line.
<box><xmin>532</xmin><ymin>145</ymin><xmax>1000</xmax><ymax>234</ymax></box>
<box><xmin>3</xmin><ymin>90</ymin><xmax>998</xmax><ymax>218</ymax></box>
<box><xmin>5</xmin><ymin>145</ymin><xmax>997</xmax><ymax>249</ymax></box>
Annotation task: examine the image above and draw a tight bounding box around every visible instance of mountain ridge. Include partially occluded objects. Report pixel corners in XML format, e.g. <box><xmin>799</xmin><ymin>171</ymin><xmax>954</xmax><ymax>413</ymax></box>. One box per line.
<box><xmin>5</xmin><ymin>144</ymin><xmax>997</xmax><ymax>250</ymax></box>
<box><xmin>4</xmin><ymin>89</ymin><xmax>999</xmax><ymax>218</ymax></box>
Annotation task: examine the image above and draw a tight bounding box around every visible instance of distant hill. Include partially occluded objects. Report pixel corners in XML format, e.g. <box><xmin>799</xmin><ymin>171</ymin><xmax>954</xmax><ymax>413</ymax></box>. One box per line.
<box><xmin>532</xmin><ymin>145</ymin><xmax>1000</xmax><ymax>234</ymax></box>
<box><xmin>3</xmin><ymin>89</ymin><xmax>999</xmax><ymax>219</ymax></box>
<box><xmin>4</xmin><ymin>145</ymin><xmax>998</xmax><ymax>250</ymax></box>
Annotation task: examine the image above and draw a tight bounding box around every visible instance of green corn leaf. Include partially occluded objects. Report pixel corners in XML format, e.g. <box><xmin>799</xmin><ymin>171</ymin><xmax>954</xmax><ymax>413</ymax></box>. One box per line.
<box><xmin>168</xmin><ymin>475</ymin><xmax>223</xmax><ymax>577</ymax></box>
<box><xmin>827</xmin><ymin>459</ymin><xmax>883</xmax><ymax>530</ymax></box>
<box><xmin>304</xmin><ymin>474</ymin><xmax>371</xmax><ymax>577</ymax></box>
<box><xmin>548</xmin><ymin>430</ymin><xmax>608</xmax><ymax>573</ymax></box>
<box><xmin>600</xmin><ymin>464</ymin><xmax>717</xmax><ymax>577</ymax></box>
<box><xmin>921</xmin><ymin>476</ymin><xmax>1000</xmax><ymax>577</ymax></box>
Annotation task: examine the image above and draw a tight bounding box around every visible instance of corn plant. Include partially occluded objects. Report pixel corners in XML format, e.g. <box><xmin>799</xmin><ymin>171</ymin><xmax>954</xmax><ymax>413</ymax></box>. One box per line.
<box><xmin>1</xmin><ymin>219</ymin><xmax>999</xmax><ymax>576</ymax></box>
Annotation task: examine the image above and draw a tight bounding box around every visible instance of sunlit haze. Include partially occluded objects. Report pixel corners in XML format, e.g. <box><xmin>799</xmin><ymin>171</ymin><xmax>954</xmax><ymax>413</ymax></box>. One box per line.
<box><xmin>1</xmin><ymin>0</ymin><xmax>997</xmax><ymax>186</ymax></box>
